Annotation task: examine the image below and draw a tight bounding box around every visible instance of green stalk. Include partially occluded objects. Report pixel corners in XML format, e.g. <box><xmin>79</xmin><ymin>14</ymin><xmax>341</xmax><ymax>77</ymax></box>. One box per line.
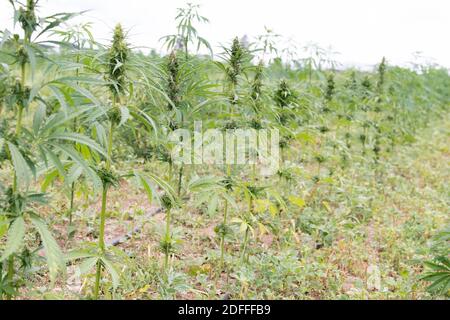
<box><xmin>184</xmin><ymin>37</ymin><xmax>189</xmax><ymax>61</ymax></box>
<box><xmin>219</xmin><ymin>200</ymin><xmax>228</xmax><ymax>271</ymax></box>
<box><xmin>164</xmin><ymin>208</ymin><xmax>171</xmax><ymax>272</ymax></box>
<box><xmin>98</xmin><ymin>187</ymin><xmax>108</xmax><ymax>252</ymax></box>
<box><xmin>177</xmin><ymin>165</ymin><xmax>184</xmax><ymax>196</ymax></box>
<box><xmin>241</xmin><ymin>196</ymin><xmax>253</xmax><ymax>263</ymax></box>
<box><xmin>5</xmin><ymin>257</ymin><xmax>14</xmax><ymax>300</ymax></box>
<box><xmin>168</xmin><ymin>161</ymin><xmax>173</xmax><ymax>183</ymax></box>
<box><xmin>176</xmin><ymin>113</ymin><xmax>185</xmax><ymax>196</ymax></box>
<box><xmin>94</xmin><ymin>97</ymin><xmax>116</xmax><ymax>298</ymax></box>
<box><xmin>308</xmin><ymin>61</ymin><xmax>312</xmax><ymax>85</ymax></box>
<box><xmin>94</xmin><ymin>186</ymin><xmax>108</xmax><ymax>299</ymax></box>
<box><xmin>15</xmin><ymin>107</ymin><xmax>23</xmax><ymax>136</ymax></box>
<box><xmin>252</xmin><ymin>136</ymin><xmax>257</xmax><ymax>183</ymax></box>
<box><xmin>15</xmin><ymin>63</ymin><xmax>26</xmax><ymax>137</ymax></box>
<box><xmin>93</xmin><ymin>261</ymin><xmax>102</xmax><ymax>300</ymax></box>
<box><xmin>220</xmin><ymin>164</ymin><xmax>232</xmax><ymax>270</ymax></box>
<box><xmin>69</xmin><ymin>119</ymin><xmax>77</xmax><ymax>226</ymax></box>
<box><xmin>241</xmin><ymin>228</ymin><xmax>249</xmax><ymax>263</ymax></box>
<box><xmin>107</xmin><ymin>121</ymin><xmax>115</xmax><ymax>170</ymax></box>
<box><xmin>69</xmin><ymin>182</ymin><xmax>75</xmax><ymax>225</ymax></box>
<box><xmin>12</xmin><ymin>172</ymin><xmax>17</xmax><ymax>195</ymax></box>
<box><xmin>6</xmin><ymin>47</ymin><xmax>28</xmax><ymax>301</ymax></box>
<box><xmin>68</xmin><ymin>55</ymin><xmax>81</xmax><ymax>229</ymax></box>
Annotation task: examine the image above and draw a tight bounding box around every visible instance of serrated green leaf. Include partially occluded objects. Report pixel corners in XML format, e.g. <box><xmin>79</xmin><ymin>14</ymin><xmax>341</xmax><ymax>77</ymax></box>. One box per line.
<box><xmin>77</xmin><ymin>256</ymin><xmax>99</xmax><ymax>276</ymax></box>
<box><xmin>33</xmin><ymin>103</ymin><xmax>47</xmax><ymax>135</ymax></box>
<box><xmin>65</xmin><ymin>249</ymin><xmax>96</xmax><ymax>262</ymax></box>
<box><xmin>118</xmin><ymin>106</ymin><xmax>130</xmax><ymax>128</ymax></box>
<box><xmin>49</xmin><ymin>143</ymin><xmax>102</xmax><ymax>194</ymax></box>
<box><xmin>48</xmin><ymin>132</ymin><xmax>107</xmax><ymax>158</ymax></box>
<box><xmin>7</xmin><ymin>142</ymin><xmax>33</xmax><ymax>188</ymax></box>
<box><xmin>30</xmin><ymin>214</ymin><xmax>65</xmax><ymax>282</ymax></box>
<box><xmin>101</xmin><ymin>256</ymin><xmax>120</xmax><ymax>290</ymax></box>
<box><xmin>0</xmin><ymin>216</ymin><xmax>25</xmax><ymax>261</ymax></box>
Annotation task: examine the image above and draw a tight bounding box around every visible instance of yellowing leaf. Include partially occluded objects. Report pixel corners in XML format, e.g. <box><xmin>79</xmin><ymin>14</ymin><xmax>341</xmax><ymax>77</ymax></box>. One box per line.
<box><xmin>323</xmin><ymin>201</ymin><xmax>332</xmax><ymax>213</ymax></box>
<box><xmin>321</xmin><ymin>177</ymin><xmax>335</xmax><ymax>184</ymax></box>
<box><xmin>254</xmin><ymin>199</ymin><xmax>271</xmax><ymax>213</ymax></box>
<box><xmin>257</xmin><ymin>222</ymin><xmax>269</xmax><ymax>236</ymax></box>
<box><xmin>269</xmin><ymin>204</ymin><xmax>278</xmax><ymax>217</ymax></box>
<box><xmin>0</xmin><ymin>216</ymin><xmax>8</xmax><ymax>238</ymax></box>
<box><xmin>288</xmin><ymin>196</ymin><xmax>306</xmax><ymax>208</ymax></box>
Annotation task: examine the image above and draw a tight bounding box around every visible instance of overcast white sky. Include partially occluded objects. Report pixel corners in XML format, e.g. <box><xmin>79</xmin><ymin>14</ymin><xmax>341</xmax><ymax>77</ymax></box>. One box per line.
<box><xmin>1</xmin><ymin>0</ymin><xmax>449</xmax><ymax>68</ymax></box>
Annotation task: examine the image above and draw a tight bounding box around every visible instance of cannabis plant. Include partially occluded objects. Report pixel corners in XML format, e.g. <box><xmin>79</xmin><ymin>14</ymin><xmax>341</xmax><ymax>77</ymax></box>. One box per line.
<box><xmin>216</xmin><ymin>37</ymin><xmax>250</xmax><ymax>107</ymax></box>
<box><xmin>377</xmin><ymin>57</ymin><xmax>387</xmax><ymax>97</ymax></box>
<box><xmin>325</xmin><ymin>73</ymin><xmax>336</xmax><ymax>102</ymax></box>
<box><xmin>161</xmin><ymin>3</ymin><xmax>212</xmax><ymax>59</ymax></box>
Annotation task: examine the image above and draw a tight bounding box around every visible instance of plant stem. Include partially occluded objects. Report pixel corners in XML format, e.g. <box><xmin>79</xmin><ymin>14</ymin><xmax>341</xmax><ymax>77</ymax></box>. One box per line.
<box><xmin>167</xmin><ymin>161</ymin><xmax>172</xmax><ymax>182</ymax></box>
<box><xmin>241</xmin><ymin>228</ymin><xmax>249</xmax><ymax>263</ymax></box>
<box><xmin>107</xmin><ymin>121</ymin><xmax>115</xmax><ymax>170</ymax></box>
<box><xmin>98</xmin><ymin>187</ymin><xmax>108</xmax><ymax>252</ymax></box>
<box><xmin>219</xmin><ymin>200</ymin><xmax>228</xmax><ymax>271</ymax></box>
<box><xmin>15</xmin><ymin>63</ymin><xmax>26</xmax><ymax>137</ymax></box>
<box><xmin>68</xmin><ymin>54</ymin><xmax>81</xmax><ymax>230</ymax></box>
<box><xmin>6</xmin><ymin>49</ymin><xmax>28</xmax><ymax>301</ymax></box>
<box><xmin>164</xmin><ymin>208</ymin><xmax>171</xmax><ymax>272</ymax></box>
<box><xmin>93</xmin><ymin>260</ymin><xmax>102</xmax><ymax>300</ymax></box>
<box><xmin>6</xmin><ymin>165</ymin><xmax>18</xmax><ymax>297</ymax></box>
<box><xmin>94</xmin><ymin>186</ymin><xmax>108</xmax><ymax>299</ymax></box>
<box><xmin>15</xmin><ymin>107</ymin><xmax>23</xmax><ymax>136</ymax></box>
<box><xmin>93</xmin><ymin>91</ymin><xmax>117</xmax><ymax>300</ymax></box>
<box><xmin>220</xmin><ymin>164</ymin><xmax>233</xmax><ymax>270</ymax></box>
<box><xmin>6</xmin><ymin>257</ymin><xmax>14</xmax><ymax>300</ymax></box>
<box><xmin>240</xmin><ymin>196</ymin><xmax>253</xmax><ymax>263</ymax></box>
<box><xmin>177</xmin><ymin>165</ymin><xmax>184</xmax><ymax>196</ymax></box>
<box><xmin>184</xmin><ymin>38</ymin><xmax>189</xmax><ymax>60</ymax></box>
<box><xmin>69</xmin><ymin>182</ymin><xmax>75</xmax><ymax>226</ymax></box>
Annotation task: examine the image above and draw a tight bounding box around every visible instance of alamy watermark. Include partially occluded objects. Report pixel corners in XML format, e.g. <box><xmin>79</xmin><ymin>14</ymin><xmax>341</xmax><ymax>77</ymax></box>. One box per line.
<box><xmin>168</xmin><ymin>121</ymin><xmax>280</xmax><ymax>176</ymax></box>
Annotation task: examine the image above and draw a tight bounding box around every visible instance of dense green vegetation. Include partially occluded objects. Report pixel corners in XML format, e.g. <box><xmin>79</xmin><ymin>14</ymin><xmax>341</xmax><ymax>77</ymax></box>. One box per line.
<box><xmin>0</xmin><ymin>1</ymin><xmax>448</xmax><ymax>300</ymax></box>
